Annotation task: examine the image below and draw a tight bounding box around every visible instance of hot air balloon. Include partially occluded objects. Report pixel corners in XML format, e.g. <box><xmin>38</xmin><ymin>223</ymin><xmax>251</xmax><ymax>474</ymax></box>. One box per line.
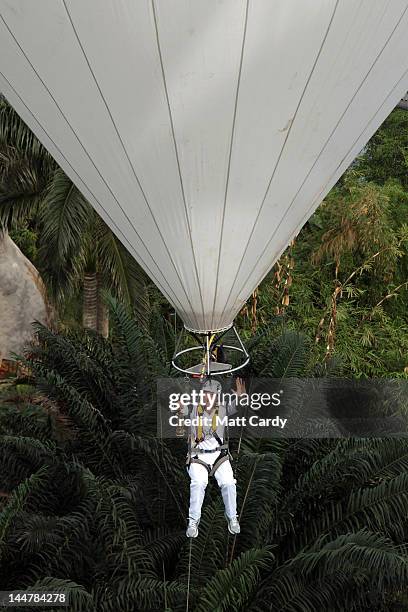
<box><xmin>1</xmin><ymin>0</ymin><xmax>408</xmax><ymax>374</ymax></box>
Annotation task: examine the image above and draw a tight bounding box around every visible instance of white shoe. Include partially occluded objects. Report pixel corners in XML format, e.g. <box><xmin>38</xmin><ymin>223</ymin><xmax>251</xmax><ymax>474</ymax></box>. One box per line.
<box><xmin>186</xmin><ymin>518</ymin><xmax>199</xmax><ymax>538</ymax></box>
<box><xmin>227</xmin><ymin>517</ymin><xmax>240</xmax><ymax>535</ymax></box>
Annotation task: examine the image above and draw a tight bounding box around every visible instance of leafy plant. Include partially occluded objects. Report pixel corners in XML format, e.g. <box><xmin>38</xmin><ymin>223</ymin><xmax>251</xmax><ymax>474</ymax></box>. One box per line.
<box><xmin>1</xmin><ymin>299</ymin><xmax>408</xmax><ymax>610</ymax></box>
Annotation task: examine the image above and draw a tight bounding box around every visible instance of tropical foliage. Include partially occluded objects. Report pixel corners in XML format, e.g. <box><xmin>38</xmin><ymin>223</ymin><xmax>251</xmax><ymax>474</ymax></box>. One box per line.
<box><xmin>1</xmin><ymin>87</ymin><xmax>408</xmax><ymax>612</ymax></box>
<box><xmin>238</xmin><ymin>112</ymin><xmax>408</xmax><ymax>377</ymax></box>
<box><xmin>1</xmin><ymin>97</ymin><xmax>407</xmax><ymax>372</ymax></box>
<box><xmin>1</xmin><ymin>298</ymin><xmax>408</xmax><ymax>611</ymax></box>
<box><xmin>0</xmin><ymin>99</ymin><xmax>148</xmax><ymax>334</ymax></box>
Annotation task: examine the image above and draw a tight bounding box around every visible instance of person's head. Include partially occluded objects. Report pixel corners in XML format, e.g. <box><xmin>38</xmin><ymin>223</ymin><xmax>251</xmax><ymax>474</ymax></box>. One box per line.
<box><xmin>201</xmin><ymin>379</ymin><xmax>221</xmax><ymax>412</ymax></box>
<box><xmin>202</xmin><ymin>391</ymin><xmax>216</xmax><ymax>411</ymax></box>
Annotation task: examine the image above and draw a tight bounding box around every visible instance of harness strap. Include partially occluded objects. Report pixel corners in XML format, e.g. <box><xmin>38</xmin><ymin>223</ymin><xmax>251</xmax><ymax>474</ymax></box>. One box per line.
<box><xmin>196</xmin><ymin>404</ymin><xmax>218</xmax><ymax>442</ymax></box>
<box><xmin>188</xmin><ymin>456</ymin><xmax>212</xmax><ymax>474</ymax></box>
<box><xmin>213</xmin><ymin>431</ymin><xmax>223</xmax><ymax>446</ymax></box>
<box><xmin>209</xmin><ymin>451</ymin><xmax>231</xmax><ymax>477</ymax></box>
<box><xmin>192</xmin><ymin>444</ymin><xmax>228</xmax><ymax>454</ymax></box>
<box><xmin>188</xmin><ymin>448</ymin><xmax>231</xmax><ymax>476</ymax></box>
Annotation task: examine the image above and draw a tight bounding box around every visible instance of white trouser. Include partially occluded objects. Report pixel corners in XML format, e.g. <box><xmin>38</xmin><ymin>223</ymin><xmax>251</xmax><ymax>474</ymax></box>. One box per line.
<box><xmin>188</xmin><ymin>452</ymin><xmax>237</xmax><ymax>521</ymax></box>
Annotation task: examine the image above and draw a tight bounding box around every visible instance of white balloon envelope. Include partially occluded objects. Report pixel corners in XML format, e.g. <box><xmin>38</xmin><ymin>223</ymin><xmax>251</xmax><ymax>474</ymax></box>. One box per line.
<box><xmin>1</xmin><ymin>0</ymin><xmax>408</xmax><ymax>333</ymax></box>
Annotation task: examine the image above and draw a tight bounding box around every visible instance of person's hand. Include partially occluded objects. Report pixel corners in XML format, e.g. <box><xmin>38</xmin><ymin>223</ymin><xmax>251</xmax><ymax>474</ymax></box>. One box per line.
<box><xmin>235</xmin><ymin>377</ymin><xmax>246</xmax><ymax>396</ymax></box>
<box><xmin>172</xmin><ymin>401</ymin><xmax>182</xmax><ymax>414</ymax></box>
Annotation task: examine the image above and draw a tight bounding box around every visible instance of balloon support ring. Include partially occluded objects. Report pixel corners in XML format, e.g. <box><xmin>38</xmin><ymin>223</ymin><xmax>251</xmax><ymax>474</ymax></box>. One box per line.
<box><xmin>171</xmin><ymin>325</ymin><xmax>249</xmax><ymax>376</ymax></box>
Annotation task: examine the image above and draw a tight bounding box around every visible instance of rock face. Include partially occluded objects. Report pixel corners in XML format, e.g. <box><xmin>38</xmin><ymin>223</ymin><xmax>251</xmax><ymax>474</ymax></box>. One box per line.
<box><xmin>0</xmin><ymin>232</ymin><xmax>49</xmax><ymax>364</ymax></box>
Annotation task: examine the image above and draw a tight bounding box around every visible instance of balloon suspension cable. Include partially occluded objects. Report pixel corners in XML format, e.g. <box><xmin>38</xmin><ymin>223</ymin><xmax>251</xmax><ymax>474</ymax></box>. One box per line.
<box><xmin>200</xmin><ymin>333</ymin><xmax>215</xmax><ymax>380</ymax></box>
<box><xmin>172</xmin><ymin>324</ymin><xmax>249</xmax><ymax>377</ymax></box>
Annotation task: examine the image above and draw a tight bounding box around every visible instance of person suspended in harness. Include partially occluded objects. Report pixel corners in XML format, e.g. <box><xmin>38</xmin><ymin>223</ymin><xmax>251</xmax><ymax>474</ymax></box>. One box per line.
<box><xmin>179</xmin><ymin>376</ymin><xmax>246</xmax><ymax>538</ymax></box>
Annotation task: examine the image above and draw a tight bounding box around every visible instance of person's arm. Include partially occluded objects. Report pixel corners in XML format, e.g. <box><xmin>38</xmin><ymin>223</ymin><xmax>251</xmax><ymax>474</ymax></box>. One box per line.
<box><xmin>226</xmin><ymin>377</ymin><xmax>246</xmax><ymax>415</ymax></box>
<box><xmin>178</xmin><ymin>403</ymin><xmax>189</xmax><ymax>416</ymax></box>
<box><xmin>171</xmin><ymin>399</ymin><xmax>189</xmax><ymax>417</ymax></box>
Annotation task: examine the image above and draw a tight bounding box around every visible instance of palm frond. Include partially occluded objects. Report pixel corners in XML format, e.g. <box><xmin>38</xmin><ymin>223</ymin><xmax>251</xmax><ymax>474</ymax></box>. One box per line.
<box><xmin>256</xmin><ymin>530</ymin><xmax>408</xmax><ymax>612</ymax></box>
<box><xmin>95</xmin><ymin>218</ymin><xmax>150</xmax><ymax>327</ymax></box>
<box><xmin>236</xmin><ymin>451</ymin><xmax>282</xmax><ymax>551</ymax></box>
<box><xmin>300</xmin><ymin>473</ymin><xmax>408</xmax><ymax>550</ymax></box>
<box><xmin>0</xmin><ymin>466</ymin><xmax>49</xmax><ymax>558</ymax></box>
<box><xmin>252</xmin><ymin>330</ymin><xmax>309</xmax><ymax>378</ymax></box>
<box><xmin>36</xmin><ymin>168</ymin><xmax>93</xmax><ymax>300</ymax></box>
<box><xmin>28</xmin><ymin>577</ymin><xmax>94</xmax><ymax>612</ymax></box>
<box><xmin>193</xmin><ymin>547</ymin><xmax>274</xmax><ymax>612</ymax></box>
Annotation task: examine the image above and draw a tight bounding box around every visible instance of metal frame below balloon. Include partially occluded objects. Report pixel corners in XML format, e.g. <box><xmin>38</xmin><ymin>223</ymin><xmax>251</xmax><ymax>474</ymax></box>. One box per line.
<box><xmin>171</xmin><ymin>325</ymin><xmax>250</xmax><ymax>376</ymax></box>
